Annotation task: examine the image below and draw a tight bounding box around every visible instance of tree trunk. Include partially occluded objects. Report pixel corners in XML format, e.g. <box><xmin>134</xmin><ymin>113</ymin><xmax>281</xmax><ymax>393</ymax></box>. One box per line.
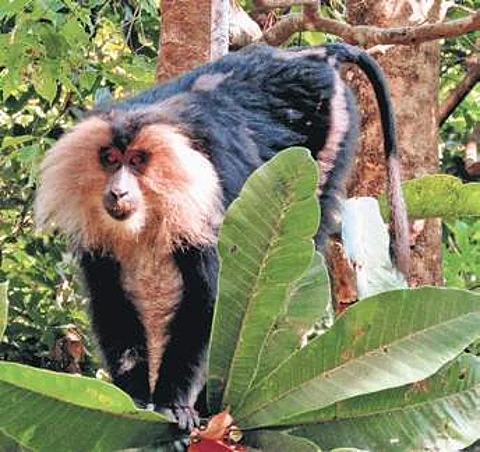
<box><xmin>346</xmin><ymin>0</ymin><xmax>443</xmax><ymax>286</ymax></box>
<box><xmin>157</xmin><ymin>0</ymin><xmax>229</xmax><ymax>82</ymax></box>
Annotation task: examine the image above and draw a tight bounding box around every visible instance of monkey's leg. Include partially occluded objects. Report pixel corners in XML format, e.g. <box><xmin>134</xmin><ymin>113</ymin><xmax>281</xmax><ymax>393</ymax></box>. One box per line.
<box><xmin>81</xmin><ymin>252</ymin><xmax>150</xmax><ymax>404</ymax></box>
<box><xmin>153</xmin><ymin>246</ymin><xmax>218</xmax><ymax>431</ymax></box>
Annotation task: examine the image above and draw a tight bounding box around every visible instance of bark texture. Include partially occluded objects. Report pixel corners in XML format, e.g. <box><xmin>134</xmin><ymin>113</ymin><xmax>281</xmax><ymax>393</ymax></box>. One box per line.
<box><xmin>346</xmin><ymin>0</ymin><xmax>442</xmax><ymax>287</ymax></box>
<box><xmin>157</xmin><ymin>0</ymin><xmax>228</xmax><ymax>82</ymax></box>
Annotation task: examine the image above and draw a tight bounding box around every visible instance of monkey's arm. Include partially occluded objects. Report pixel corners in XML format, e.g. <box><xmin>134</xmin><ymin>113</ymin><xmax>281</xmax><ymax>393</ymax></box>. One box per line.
<box><xmin>80</xmin><ymin>251</ymin><xmax>150</xmax><ymax>404</ymax></box>
<box><xmin>152</xmin><ymin>246</ymin><xmax>218</xmax><ymax>428</ymax></box>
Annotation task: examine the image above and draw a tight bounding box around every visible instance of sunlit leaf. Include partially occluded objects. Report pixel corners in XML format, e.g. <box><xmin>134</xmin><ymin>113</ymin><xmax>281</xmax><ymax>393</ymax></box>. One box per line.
<box><xmin>207</xmin><ymin>148</ymin><xmax>320</xmax><ymax>413</ymax></box>
<box><xmin>233</xmin><ymin>287</ymin><xmax>480</xmax><ymax>429</ymax></box>
<box><xmin>0</xmin><ymin>281</ymin><xmax>8</xmax><ymax>341</ymax></box>
<box><xmin>379</xmin><ymin>175</ymin><xmax>480</xmax><ymax>220</ymax></box>
<box><xmin>289</xmin><ymin>354</ymin><xmax>480</xmax><ymax>451</ymax></box>
<box><xmin>245</xmin><ymin>430</ymin><xmax>320</xmax><ymax>451</ymax></box>
<box><xmin>32</xmin><ymin>63</ymin><xmax>57</xmax><ymax>104</ymax></box>
<box><xmin>0</xmin><ymin>362</ymin><xmax>177</xmax><ymax>451</ymax></box>
<box><xmin>253</xmin><ymin>252</ymin><xmax>331</xmax><ymax>385</ymax></box>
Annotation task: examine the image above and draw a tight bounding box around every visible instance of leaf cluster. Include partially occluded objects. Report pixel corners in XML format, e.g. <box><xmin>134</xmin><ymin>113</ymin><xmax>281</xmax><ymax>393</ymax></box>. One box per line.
<box><xmin>440</xmin><ymin>1</ymin><xmax>479</xmax><ymax>159</ymax></box>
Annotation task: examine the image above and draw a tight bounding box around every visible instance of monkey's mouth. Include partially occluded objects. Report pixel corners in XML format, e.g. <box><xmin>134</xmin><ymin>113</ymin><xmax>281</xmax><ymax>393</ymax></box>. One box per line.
<box><xmin>103</xmin><ymin>197</ymin><xmax>136</xmax><ymax>221</ymax></box>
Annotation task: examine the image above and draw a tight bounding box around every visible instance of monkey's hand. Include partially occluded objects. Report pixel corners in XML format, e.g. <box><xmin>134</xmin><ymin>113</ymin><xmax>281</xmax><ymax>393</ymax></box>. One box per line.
<box><xmin>156</xmin><ymin>404</ymin><xmax>200</xmax><ymax>431</ymax></box>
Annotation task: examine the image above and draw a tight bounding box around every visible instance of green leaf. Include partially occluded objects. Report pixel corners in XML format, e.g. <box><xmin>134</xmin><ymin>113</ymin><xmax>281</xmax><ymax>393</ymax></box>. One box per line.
<box><xmin>78</xmin><ymin>70</ymin><xmax>98</xmax><ymax>93</ymax></box>
<box><xmin>301</xmin><ymin>31</ymin><xmax>326</xmax><ymax>46</ymax></box>
<box><xmin>0</xmin><ymin>0</ymin><xmax>29</xmax><ymax>18</ymax></box>
<box><xmin>0</xmin><ymin>430</ymin><xmax>34</xmax><ymax>452</ymax></box>
<box><xmin>32</xmin><ymin>62</ymin><xmax>57</xmax><ymax>103</ymax></box>
<box><xmin>443</xmin><ymin>220</ymin><xmax>480</xmax><ymax>290</ymax></box>
<box><xmin>253</xmin><ymin>252</ymin><xmax>331</xmax><ymax>385</ymax></box>
<box><xmin>37</xmin><ymin>23</ymin><xmax>67</xmax><ymax>57</ymax></box>
<box><xmin>0</xmin><ymin>281</ymin><xmax>8</xmax><ymax>341</ymax></box>
<box><xmin>0</xmin><ymin>362</ymin><xmax>177</xmax><ymax>451</ymax></box>
<box><xmin>233</xmin><ymin>287</ymin><xmax>480</xmax><ymax>429</ymax></box>
<box><xmin>1</xmin><ymin>65</ymin><xmax>23</xmax><ymax>99</ymax></box>
<box><xmin>12</xmin><ymin>145</ymin><xmax>41</xmax><ymax>164</ymax></box>
<box><xmin>61</xmin><ymin>20</ymin><xmax>89</xmax><ymax>47</ymax></box>
<box><xmin>207</xmin><ymin>148</ymin><xmax>320</xmax><ymax>413</ymax></box>
<box><xmin>289</xmin><ymin>354</ymin><xmax>480</xmax><ymax>451</ymax></box>
<box><xmin>245</xmin><ymin>430</ymin><xmax>320</xmax><ymax>451</ymax></box>
<box><xmin>1</xmin><ymin>135</ymin><xmax>34</xmax><ymax>149</ymax></box>
<box><xmin>379</xmin><ymin>175</ymin><xmax>480</xmax><ymax>220</ymax></box>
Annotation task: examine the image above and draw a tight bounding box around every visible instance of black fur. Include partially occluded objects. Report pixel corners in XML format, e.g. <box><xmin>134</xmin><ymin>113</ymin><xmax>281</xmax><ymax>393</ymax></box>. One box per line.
<box><xmin>77</xmin><ymin>43</ymin><xmax>403</xmax><ymax>428</ymax></box>
<box><xmin>81</xmin><ymin>251</ymin><xmax>150</xmax><ymax>403</ymax></box>
<box><xmin>153</xmin><ymin>246</ymin><xmax>218</xmax><ymax>428</ymax></box>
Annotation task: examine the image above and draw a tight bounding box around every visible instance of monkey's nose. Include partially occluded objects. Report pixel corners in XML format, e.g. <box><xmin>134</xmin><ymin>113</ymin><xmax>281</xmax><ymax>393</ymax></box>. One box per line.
<box><xmin>110</xmin><ymin>188</ymin><xmax>129</xmax><ymax>200</ymax></box>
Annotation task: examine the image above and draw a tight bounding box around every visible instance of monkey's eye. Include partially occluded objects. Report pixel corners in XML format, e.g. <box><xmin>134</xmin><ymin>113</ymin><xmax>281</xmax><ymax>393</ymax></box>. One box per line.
<box><xmin>99</xmin><ymin>147</ymin><xmax>122</xmax><ymax>170</ymax></box>
<box><xmin>128</xmin><ymin>150</ymin><xmax>150</xmax><ymax>172</ymax></box>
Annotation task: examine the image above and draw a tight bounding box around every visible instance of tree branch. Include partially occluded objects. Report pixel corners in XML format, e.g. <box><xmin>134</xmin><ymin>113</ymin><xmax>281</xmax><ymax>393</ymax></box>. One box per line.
<box><xmin>260</xmin><ymin>6</ymin><xmax>480</xmax><ymax>47</ymax></box>
<box><xmin>439</xmin><ymin>60</ymin><xmax>480</xmax><ymax>126</ymax></box>
<box><xmin>230</xmin><ymin>0</ymin><xmax>262</xmax><ymax>49</ymax></box>
<box><xmin>254</xmin><ymin>0</ymin><xmax>316</xmax><ymax>7</ymax></box>
<box><xmin>261</xmin><ymin>13</ymin><xmax>306</xmax><ymax>45</ymax></box>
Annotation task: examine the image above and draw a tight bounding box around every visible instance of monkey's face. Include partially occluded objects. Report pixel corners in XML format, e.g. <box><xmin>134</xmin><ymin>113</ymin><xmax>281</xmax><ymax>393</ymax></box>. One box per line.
<box><xmin>99</xmin><ymin>147</ymin><xmax>149</xmax><ymax>221</ymax></box>
<box><xmin>35</xmin><ymin>116</ymin><xmax>223</xmax><ymax>253</ymax></box>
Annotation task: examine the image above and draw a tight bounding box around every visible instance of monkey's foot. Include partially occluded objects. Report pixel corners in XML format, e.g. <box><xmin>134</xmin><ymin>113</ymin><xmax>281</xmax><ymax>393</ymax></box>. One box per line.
<box><xmin>156</xmin><ymin>404</ymin><xmax>200</xmax><ymax>431</ymax></box>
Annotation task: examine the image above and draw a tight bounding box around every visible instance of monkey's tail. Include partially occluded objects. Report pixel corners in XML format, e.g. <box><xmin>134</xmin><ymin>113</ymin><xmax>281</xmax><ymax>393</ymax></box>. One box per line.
<box><xmin>325</xmin><ymin>43</ymin><xmax>410</xmax><ymax>276</ymax></box>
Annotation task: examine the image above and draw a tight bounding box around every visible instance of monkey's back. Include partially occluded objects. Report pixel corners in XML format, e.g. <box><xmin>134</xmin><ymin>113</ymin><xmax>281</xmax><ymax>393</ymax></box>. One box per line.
<box><xmin>97</xmin><ymin>44</ymin><xmax>356</xmax><ymax>204</ymax></box>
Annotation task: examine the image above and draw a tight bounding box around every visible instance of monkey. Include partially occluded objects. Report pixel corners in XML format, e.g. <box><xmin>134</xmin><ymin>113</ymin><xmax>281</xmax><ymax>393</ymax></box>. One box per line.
<box><xmin>35</xmin><ymin>43</ymin><xmax>409</xmax><ymax>431</ymax></box>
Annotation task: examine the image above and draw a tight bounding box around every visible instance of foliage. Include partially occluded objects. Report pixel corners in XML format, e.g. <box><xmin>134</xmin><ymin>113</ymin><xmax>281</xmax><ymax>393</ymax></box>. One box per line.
<box><xmin>283</xmin><ymin>353</ymin><xmax>480</xmax><ymax>451</ymax></box>
<box><xmin>440</xmin><ymin>0</ymin><xmax>479</xmax><ymax>161</ymax></box>
<box><xmin>0</xmin><ymin>0</ymin><xmax>157</xmax><ymax>371</ymax></box>
<box><xmin>0</xmin><ymin>282</ymin><xmax>7</xmax><ymax>340</ymax></box>
<box><xmin>1</xmin><ymin>0</ymin><xmax>478</xmax><ymax>373</ymax></box>
<box><xmin>247</xmin><ymin>354</ymin><xmax>480</xmax><ymax>450</ymax></box>
<box><xmin>443</xmin><ymin>219</ymin><xmax>480</xmax><ymax>291</ymax></box>
<box><xmin>378</xmin><ymin>175</ymin><xmax>480</xmax><ymax>220</ymax></box>
<box><xmin>0</xmin><ymin>1</ymin><xmax>479</xmax><ymax>449</ymax></box>
<box><xmin>439</xmin><ymin>1</ymin><xmax>479</xmax><ymax>295</ymax></box>
<box><xmin>0</xmin><ymin>362</ymin><xmax>176</xmax><ymax>451</ymax></box>
<box><xmin>208</xmin><ymin>148</ymin><xmax>320</xmax><ymax>411</ymax></box>
<box><xmin>1</xmin><ymin>149</ymin><xmax>480</xmax><ymax>452</ymax></box>
<box><xmin>378</xmin><ymin>175</ymin><xmax>480</xmax><ymax>290</ymax></box>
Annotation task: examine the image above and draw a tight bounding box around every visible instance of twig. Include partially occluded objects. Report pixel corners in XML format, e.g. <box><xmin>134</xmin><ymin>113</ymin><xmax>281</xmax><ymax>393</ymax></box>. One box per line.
<box><xmin>260</xmin><ymin>13</ymin><xmax>306</xmax><ymax>45</ymax></box>
<box><xmin>439</xmin><ymin>60</ymin><xmax>480</xmax><ymax>126</ymax></box>
<box><xmin>260</xmin><ymin>7</ymin><xmax>480</xmax><ymax>47</ymax></box>
<box><xmin>254</xmin><ymin>0</ymin><xmax>316</xmax><ymax>8</ymax></box>
<box><xmin>230</xmin><ymin>0</ymin><xmax>263</xmax><ymax>49</ymax></box>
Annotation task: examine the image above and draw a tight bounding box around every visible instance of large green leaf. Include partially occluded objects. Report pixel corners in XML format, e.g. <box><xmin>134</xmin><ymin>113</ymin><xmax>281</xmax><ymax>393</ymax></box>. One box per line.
<box><xmin>289</xmin><ymin>353</ymin><xmax>480</xmax><ymax>451</ymax></box>
<box><xmin>207</xmin><ymin>148</ymin><xmax>320</xmax><ymax>413</ymax></box>
<box><xmin>245</xmin><ymin>430</ymin><xmax>320</xmax><ymax>451</ymax></box>
<box><xmin>0</xmin><ymin>362</ymin><xmax>177</xmax><ymax>451</ymax></box>
<box><xmin>379</xmin><ymin>175</ymin><xmax>480</xmax><ymax>220</ymax></box>
<box><xmin>252</xmin><ymin>252</ymin><xmax>331</xmax><ymax>386</ymax></box>
<box><xmin>0</xmin><ymin>281</ymin><xmax>7</xmax><ymax>341</ymax></box>
<box><xmin>232</xmin><ymin>287</ymin><xmax>480</xmax><ymax>428</ymax></box>
<box><xmin>1</xmin><ymin>430</ymin><xmax>33</xmax><ymax>452</ymax></box>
